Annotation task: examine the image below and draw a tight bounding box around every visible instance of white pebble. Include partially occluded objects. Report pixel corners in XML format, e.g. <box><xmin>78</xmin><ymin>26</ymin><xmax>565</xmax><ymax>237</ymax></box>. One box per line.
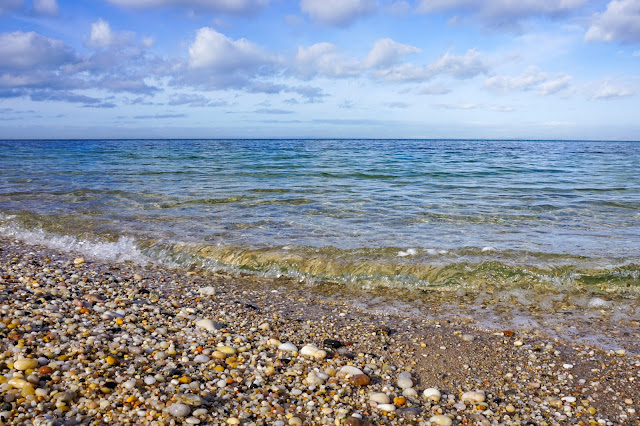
<box><xmin>369</xmin><ymin>392</ymin><xmax>390</xmax><ymax>404</ymax></box>
<box><xmin>144</xmin><ymin>376</ymin><xmax>156</xmax><ymax>385</ymax></box>
<box><xmin>194</xmin><ymin>355</ymin><xmax>210</xmax><ymax>363</ymax></box>
<box><xmin>278</xmin><ymin>343</ymin><xmax>298</xmax><ymax>352</ymax></box>
<box><xmin>168</xmin><ymin>403</ymin><xmax>191</xmax><ymax>417</ymax></box>
<box><xmin>461</xmin><ymin>391</ymin><xmax>485</xmax><ymax>403</ymax></box>
<box><xmin>423</xmin><ymin>388</ymin><xmax>441</xmax><ymax>402</ymax></box>
<box><xmin>430</xmin><ymin>414</ymin><xmax>453</xmax><ymax>425</ymax></box>
<box><xmin>376</xmin><ymin>403</ymin><xmax>396</xmax><ymax>412</ymax></box>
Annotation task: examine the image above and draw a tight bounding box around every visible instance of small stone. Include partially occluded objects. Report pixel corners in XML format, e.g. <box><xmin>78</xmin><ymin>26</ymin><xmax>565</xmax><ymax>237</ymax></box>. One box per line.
<box><xmin>323</xmin><ymin>339</ymin><xmax>343</xmax><ymax>348</ymax></box>
<box><xmin>168</xmin><ymin>403</ymin><xmax>191</xmax><ymax>417</ymax></box>
<box><xmin>423</xmin><ymin>388</ymin><xmax>441</xmax><ymax>402</ymax></box>
<box><xmin>397</xmin><ymin>376</ymin><xmax>413</xmax><ymax>389</ymax></box>
<box><xmin>289</xmin><ymin>417</ymin><xmax>303</xmax><ymax>425</ymax></box>
<box><xmin>506</xmin><ymin>404</ymin><xmax>516</xmax><ymax>413</ymax></box>
<box><xmin>278</xmin><ymin>343</ymin><xmax>298</xmax><ymax>352</ymax></box>
<box><xmin>144</xmin><ymin>376</ymin><xmax>156</xmax><ymax>385</ymax></box>
<box><xmin>185</xmin><ymin>418</ymin><xmax>201</xmax><ymax>425</ymax></box>
<box><xmin>402</xmin><ymin>388</ymin><xmax>417</xmax><ymax>398</ymax></box>
<box><xmin>514</xmin><ymin>340</ymin><xmax>523</xmax><ymax>346</ymax></box>
<box><xmin>300</xmin><ymin>344</ymin><xmax>327</xmax><ymax>360</ymax></box>
<box><xmin>106</xmin><ymin>356</ymin><xmax>118</xmax><ymax>365</ymax></box>
<box><xmin>337</xmin><ymin>366</ymin><xmax>364</xmax><ymax>377</ymax></box>
<box><xmin>461</xmin><ymin>334</ymin><xmax>474</xmax><ymax>342</ymax></box>
<box><xmin>194</xmin><ymin>355</ymin><xmax>210</xmax><ymax>363</ymax></box>
<box><xmin>563</xmin><ymin>363</ymin><xmax>573</xmax><ymax>369</ymax></box>
<box><xmin>39</xmin><ymin>366</ymin><xmax>54</xmax><ymax>374</ymax></box>
<box><xmin>429</xmin><ymin>414</ymin><xmax>453</xmax><ymax>426</ymax></box>
<box><xmin>461</xmin><ymin>391</ymin><xmax>485</xmax><ymax>403</ymax></box>
<box><xmin>342</xmin><ymin>417</ymin><xmax>364</xmax><ymax>426</ymax></box>
<box><xmin>218</xmin><ymin>346</ymin><xmax>236</xmax><ymax>355</ymax></box>
<box><xmin>348</xmin><ymin>374</ymin><xmax>370</xmax><ymax>386</ymax></box>
<box><xmin>226</xmin><ymin>417</ymin><xmax>240</xmax><ymax>424</ymax></box>
<box><xmin>561</xmin><ymin>396</ymin><xmax>576</xmax><ymax>403</ymax></box>
<box><xmin>196</xmin><ymin>319</ymin><xmax>223</xmax><ymax>332</ymax></box>
<box><xmin>370</xmin><ymin>392</ymin><xmax>390</xmax><ymax>404</ymax></box>
<box><xmin>14</xmin><ymin>358</ymin><xmax>38</xmax><ymax>371</ymax></box>
<box><xmin>377</xmin><ymin>403</ymin><xmax>396</xmax><ymax>412</ymax></box>
<box><xmin>393</xmin><ymin>396</ymin><xmax>406</xmax><ymax>406</ymax></box>
<box><xmin>73</xmin><ymin>257</ymin><xmax>85</xmax><ymax>265</ymax></box>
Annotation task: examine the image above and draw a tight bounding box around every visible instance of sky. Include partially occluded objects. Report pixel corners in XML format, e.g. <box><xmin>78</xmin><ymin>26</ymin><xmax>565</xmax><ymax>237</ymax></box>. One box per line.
<box><xmin>0</xmin><ymin>0</ymin><xmax>639</xmax><ymax>140</ymax></box>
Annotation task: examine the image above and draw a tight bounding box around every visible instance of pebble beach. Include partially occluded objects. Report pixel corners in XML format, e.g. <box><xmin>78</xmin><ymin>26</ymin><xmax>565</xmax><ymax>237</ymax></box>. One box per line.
<box><xmin>0</xmin><ymin>236</ymin><xmax>638</xmax><ymax>426</ymax></box>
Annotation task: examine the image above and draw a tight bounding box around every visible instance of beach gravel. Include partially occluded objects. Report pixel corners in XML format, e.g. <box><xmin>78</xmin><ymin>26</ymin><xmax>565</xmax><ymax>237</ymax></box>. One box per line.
<box><xmin>0</xmin><ymin>236</ymin><xmax>638</xmax><ymax>425</ymax></box>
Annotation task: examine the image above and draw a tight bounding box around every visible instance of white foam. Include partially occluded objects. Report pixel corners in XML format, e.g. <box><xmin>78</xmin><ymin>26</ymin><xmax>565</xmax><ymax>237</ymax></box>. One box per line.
<box><xmin>397</xmin><ymin>248</ymin><xmax>417</xmax><ymax>257</ymax></box>
<box><xmin>0</xmin><ymin>221</ymin><xmax>150</xmax><ymax>265</ymax></box>
<box><xmin>481</xmin><ymin>246</ymin><xmax>496</xmax><ymax>252</ymax></box>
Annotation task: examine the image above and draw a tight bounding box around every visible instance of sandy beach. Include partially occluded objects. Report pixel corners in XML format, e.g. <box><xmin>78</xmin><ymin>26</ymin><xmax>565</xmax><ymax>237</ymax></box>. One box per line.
<box><xmin>0</xmin><ymin>236</ymin><xmax>638</xmax><ymax>425</ymax></box>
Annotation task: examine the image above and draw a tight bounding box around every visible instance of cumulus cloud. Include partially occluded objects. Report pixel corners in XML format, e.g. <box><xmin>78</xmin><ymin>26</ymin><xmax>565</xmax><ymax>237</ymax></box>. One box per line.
<box><xmin>363</xmin><ymin>38</ymin><xmax>421</xmax><ymax>68</ymax></box>
<box><xmin>0</xmin><ymin>31</ymin><xmax>75</xmax><ymax>70</ymax></box>
<box><xmin>294</xmin><ymin>42</ymin><xmax>360</xmax><ymax>78</ymax></box>
<box><xmin>375</xmin><ymin>49</ymin><xmax>489</xmax><ymax>82</ymax></box>
<box><xmin>483</xmin><ymin>66</ymin><xmax>572</xmax><ymax>95</ymax></box>
<box><xmin>33</xmin><ymin>0</ymin><xmax>58</xmax><ymax>15</ymax></box>
<box><xmin>188</xmin><ymin>27</ymin><xmax>271</xmax><ymax>71</ymax></box>
<box><xmin>106</xmin><ymin>0</ymin><xmax>270</xmax><ymax>14</ymax></box>
<box><xmin>300</xmin><ymin>0</ymin><xmax>375</xmax><ymax>26</ymax></box>
<box><xmin>585</xmin><ymin>0</ymin><xmax>640</xmax><ymax>44</ymax></box>
<box><xmin>88</xmin><ymin>19</ymin><xmax>114</xmax><ymax>48</ymax></box>
<box><xmin>416</xmin><ymin>0</ymin><xmax>587</xmax><ymax>28</ymax></box>
<box><xmin>589</xmin><ymin>79</ymin><xmax>637</xmax><ymax>99</ymax></box>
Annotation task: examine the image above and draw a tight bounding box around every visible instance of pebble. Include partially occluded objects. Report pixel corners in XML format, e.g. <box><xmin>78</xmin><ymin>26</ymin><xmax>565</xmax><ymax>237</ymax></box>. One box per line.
<box><xmin>370</xmin><ymin>392</ymin><xmax>390</xmax><ymax>404</ymax></box>
<box><xmin>278</xmin><ymin>343</ymin><xmax>298</xmax><ymax>352</ymax></box>
<box><xmin>195</xmin><ymin>319</ymin><xmax>223</xmax><ymax>332</ymax></box>
<box><xmin>397</xmin><ymin>376</ymin><xmax>413</xmax><ymax>389</ymax></box>
<box><xmin>377</xmin><ymin>403</ymin><xmax>396</xmax><ymax>412</ymax></box>
<box><xmin>338</xmin><ymin>366</ymin><xmax>364</xmax><ymax>377</ymax></box>
<box><xmin>194</xmin><ymin>354</ymin><xmax>210</xmax><ymax>363</ymax></box>
<box><xmin>300</xmin><ymin>344</ymin><xmax>327</xmax><ymax>360</ymax></box>
<box><xmin>461</xmin><ymin>390</ymin><xmax>485</xmax><ymax>403</ymax></box>
<box><xmin>348</xmin><ymin>374</ymin><xmax>371</xmax><ymax>386</ymax></box>
<box><xmin>429</xmin><ymin>414</ymin><xmax>453</xmax><ymax>425</ymax></box>
<box><xmin>13</xmin><ymin>358</ymin><xmax>38</xmax><ymax>371</ymax></box>
<box><xmin>168</xmin><ymin>403</ymin><xmax>191</xmax><ymax>417</ymax></box>
<box><xmin>461</xmin><ymin>334</ymin><xmax>474</xmax><ymax>342</ymax></box>
<box><xmin>423</xmin><ymin>387</ymin><xmax>441</xmax><ymax>402</ymax></box>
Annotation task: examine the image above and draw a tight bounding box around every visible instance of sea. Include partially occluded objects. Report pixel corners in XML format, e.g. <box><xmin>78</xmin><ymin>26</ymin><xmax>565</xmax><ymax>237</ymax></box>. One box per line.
<box><xmin>1</xmin><ymin>139</ymin><xmax>639</xmax><ymax>346</ymax></box>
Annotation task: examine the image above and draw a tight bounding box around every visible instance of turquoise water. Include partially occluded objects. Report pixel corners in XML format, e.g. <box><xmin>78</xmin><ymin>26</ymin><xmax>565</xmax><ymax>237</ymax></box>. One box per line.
<box><xmin>1</xmin><ymin>139</ymin><xmax>639</xmax><ymax>294</ymax></box>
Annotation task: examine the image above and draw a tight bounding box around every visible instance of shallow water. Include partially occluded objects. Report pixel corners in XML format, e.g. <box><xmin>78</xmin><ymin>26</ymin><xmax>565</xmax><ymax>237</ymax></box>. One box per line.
<box><xmin>1</xmin><ymin>139</ymin><xmax>639</xmax><ymax>296</ymax></box>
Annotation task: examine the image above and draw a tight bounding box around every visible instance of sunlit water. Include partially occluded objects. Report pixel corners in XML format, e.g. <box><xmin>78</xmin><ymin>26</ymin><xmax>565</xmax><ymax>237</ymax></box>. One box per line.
<box><xmin>1</xmin><ymin>139</ymin><xmax>639</xmax><ymax>298</ymax></box>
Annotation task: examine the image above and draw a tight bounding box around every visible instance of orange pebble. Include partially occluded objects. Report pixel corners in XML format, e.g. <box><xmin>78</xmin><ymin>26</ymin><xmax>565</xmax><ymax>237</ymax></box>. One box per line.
<box><xmin>39</xmin><ymin>366</ymin><xmax>53</xmax><ymax>374</ymax></box>
<box><xmin>394</xmin><ymin>396</ymin><xmax>406</xmax><ymax>406</ymax></box>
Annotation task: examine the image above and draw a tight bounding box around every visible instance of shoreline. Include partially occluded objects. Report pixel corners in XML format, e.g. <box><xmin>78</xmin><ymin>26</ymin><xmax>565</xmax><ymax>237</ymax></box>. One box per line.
<box><xmin>0</xmin><ymin>236</ymin><xmax>638</xmax><ymax>425</ymax></box>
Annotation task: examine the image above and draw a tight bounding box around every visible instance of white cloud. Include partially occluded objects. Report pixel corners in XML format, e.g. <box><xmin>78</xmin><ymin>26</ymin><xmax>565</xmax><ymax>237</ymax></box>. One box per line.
<box><xmin>375</xmin><ymin>49</ymin><xmax>489</xmax><ymax>82</ymax></box>
<box><xmin>363</xmin><ymin>38</ymin><xmax>420</xmax><ymax>68</ymax></box>
<box><xmin>483</xmin><ymin>66</ymin><xmax>572</xmax><ymax>95</ymax></box>
<box><xmin>33</xmin><ymin>0</ymin><xmax>58</xmax><ymax>15</ymax></box>
<box><xmin>416</xmin><ymin>0</ymin><xmax>587</xmax><ymax>27</ymax></box>
<box><xmin>585</xmin><ymin>0</ymin><xmax>640</xmax><ymax>43</ymax></box>
<box><xmin>88</xmin><ymin>19</ymin><xmax>114</xmax><ymax>48</ymax></box>
<box><xmin>419</xmin><ymin>84</ymin><xmax>452</xmax><ymax>95</ymax></box>
<box><xmin>294</xmin><ymin>42</ymin><xmax>360</xmax><ymax>78</ymax></box>
<box><xmin>188</xmin><ymin>27</ymin><xmax>271</xmax><ymax>71</ymax></box>
<box><xmin>0</xmin><ymin>31</ymin><xmax>74</xmax><ymax>70</ymax></box>
<box><xmin>106</xmin><ymin>0</ymin><xmax>271</xmax><ymax>14</ymax></box>
<box><xmin>300</xmin><ymin>0</ymin><xmax>375</xmax><ymax>26</ymax></box>
<box><xmin>589</xmin><ymin>79</ymin><xmax>636</xmax><ymax>99</ymax></box>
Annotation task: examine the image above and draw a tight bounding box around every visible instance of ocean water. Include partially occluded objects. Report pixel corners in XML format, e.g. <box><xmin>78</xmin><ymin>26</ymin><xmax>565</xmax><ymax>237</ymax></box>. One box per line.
<box><xmin>1</xmin><ymin>139</ymin><xmax>639</xmax><ymax>297</ymax></box>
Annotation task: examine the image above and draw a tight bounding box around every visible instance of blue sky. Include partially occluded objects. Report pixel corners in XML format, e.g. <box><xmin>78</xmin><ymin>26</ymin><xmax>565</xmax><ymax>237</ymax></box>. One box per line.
<box><xmin>1</xmin><ymin>0</ymin><xmax>639</xmax><ymax>139</ymax></box>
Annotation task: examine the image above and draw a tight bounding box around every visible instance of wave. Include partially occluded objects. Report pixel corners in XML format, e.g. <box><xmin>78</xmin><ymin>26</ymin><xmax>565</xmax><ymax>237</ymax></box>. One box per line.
<box><xmin>1</xmin><ymin>214</ymin><xmax>638</xmax><ymax>298</ymax></box>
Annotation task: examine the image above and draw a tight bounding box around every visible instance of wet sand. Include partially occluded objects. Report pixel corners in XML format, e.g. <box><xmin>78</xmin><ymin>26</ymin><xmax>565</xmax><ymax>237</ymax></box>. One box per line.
<box><xmin>0</xmin><ymin>236</ymin><xmax>638</xmax><ymax>425</ymax></box>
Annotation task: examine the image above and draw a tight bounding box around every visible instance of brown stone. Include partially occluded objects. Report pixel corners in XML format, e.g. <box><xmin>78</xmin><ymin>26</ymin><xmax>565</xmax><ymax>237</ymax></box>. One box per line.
<box><xmin>348</xmin><ymin>374</ymin><xmax>370</xmax><ymax>386</ymax></box>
